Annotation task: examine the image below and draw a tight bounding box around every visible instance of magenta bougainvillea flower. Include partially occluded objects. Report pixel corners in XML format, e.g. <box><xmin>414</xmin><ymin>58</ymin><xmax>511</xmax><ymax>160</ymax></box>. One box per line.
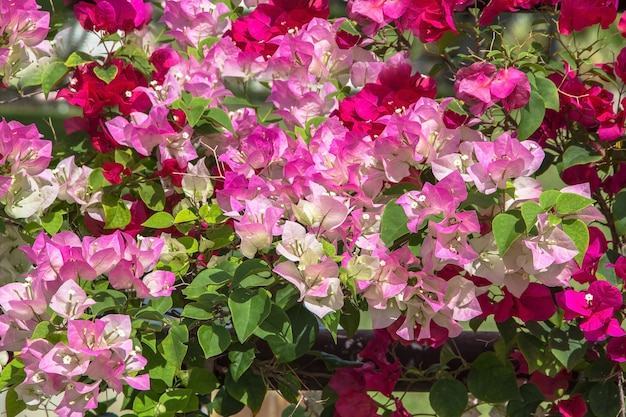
<box><xmin>74</xmin><ymin>0</ymin><xmax>152</xmax><ymax>33</ymax></box>
<box><xmin>556</xmin><ymin>280</ymin><xmax>625</xmax><ymax>342</ymax></box>
<box><xmin>555</xmin><ymin>394</ymin><xmax>588</xmax><ymax>417</ymax></box>
<box><xmin>558</xmin><ymin>0</ymin><xmax>618</xmax><ymax>35</ymax></box>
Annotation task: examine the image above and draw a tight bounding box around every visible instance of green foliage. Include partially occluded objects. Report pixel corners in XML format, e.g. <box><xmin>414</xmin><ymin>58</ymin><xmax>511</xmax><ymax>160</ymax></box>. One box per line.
<box><xmin>468</xmin><ymin>352</ymin><xmax>522</xmax><ymax>403</ymax></box>
<box><xmin>380</xmin><ymin>199</ymin><xmax>410</xmax><ymax>246</ymax></box>
<box><xmin>429</xmin><ymin>378</ymin><xmax>468</xmax><ymax>417</ymax></box>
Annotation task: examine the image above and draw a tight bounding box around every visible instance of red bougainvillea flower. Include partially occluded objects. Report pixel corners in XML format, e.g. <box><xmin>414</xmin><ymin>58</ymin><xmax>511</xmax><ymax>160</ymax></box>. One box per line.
<box><xmin>227</xmin><ymin>0</ymin><xmax>329</xmax><ymax>58</ymax></box>
<box><xmin>479</xmin><ymin>0</ymin><xmax>559</xmax><ymax>26</ymax></box>
<box><xmin>335</xmin><ymin>53</ymin><xmax>436</xmax><ymax>136</ymax></box>
<box><xmin>555</xmin><ymin>394</ymin><xmax>587</xmax><ymax>417</ymax></box>
<box><xmin>102</xmin><ymin>162</ymin><xmax>131</xmax><ymax>185</ymax></box>
<box><xmin>606</xmin><ymin>336</ymin><xmax>626</xmax><ymax>362</ymax></box>
<box><xmin>74</xmin><ymin>0</ymin><xmax>152</xmax><ymax>34</ymax></box>
<box><xmin>608</xmin><ymin>256</ymin><xmax>626</xmax><ymax>280</ymax></box>
<box><xmin>559</xmin><ymin>0</ymin><xmax>618</xmax><ymax>35</ymax></box>
<box><xmin>493</xmin><ymin>284</ymin><xmax>557</xmax><ymax>323</ymax></box>
<box><xmin>529</xmin><ymin>369</ymin><xmax>570</xmax><ymax>401</ymax></box>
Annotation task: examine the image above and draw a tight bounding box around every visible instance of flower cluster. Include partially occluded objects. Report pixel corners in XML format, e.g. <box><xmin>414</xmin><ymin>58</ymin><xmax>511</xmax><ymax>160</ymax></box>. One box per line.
<box><xmin>0</xmin><ymin>230</ymin><xmax>172</xmax><ymax>416</ymax></box>
<box><xmin>0</xmin><ymin>0</ymin><xmax>50</xmax><ymax>87</ymax></box>
<box><xmin>0</xmin><ymin>0</ymin><xmax>625</xmax><ymax>415</ymax></box>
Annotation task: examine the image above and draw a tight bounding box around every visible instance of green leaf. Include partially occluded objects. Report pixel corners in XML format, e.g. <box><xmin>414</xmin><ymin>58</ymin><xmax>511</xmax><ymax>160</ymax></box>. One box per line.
<box><xmin>160</xmin><ymin>324</ymin><xmax>188</xmax><ymax>385</ymax></box>
<box><xmin>41</xmin><ymin>61</ymin><xmax>68</xmax><ymax>98</ymax></box>
<box><xmin>102</xmin><ymin>195</ymin><xmax>131</xmax><ymax>229</ymax></box>
<box><xmin>282</xmin><ymin>405</ymin><xmax>309</xmax><ymax>417</ymax></box>
<box><xmin>0</xmin><ymin>360</ymin><xmax>25</xmax><ymax>390</ymax></box>
<box><xmin>614</xmin><ymin>191</ymin><xmax>626</xmax><ymax>236</ymax></box>
<box><xmin>206</xmin><ymin>107</ymin><xmax>235</xmax><ymax>133</ymax></box>
<box><xmin>429</xmin><ymin>378</ymin><xmax>468</xmax><ymax>417</ymax></box>
<box><xmin>93</xmin><ymin>65</ymin><xmax>119</xmax><ymax>83</ymax></box>
<box><xmin>278</xmin><ymin>373</ymin><xmax>302</xmax><ymax>404</ymax></box>
<box><xmin>133</xmin><ymin>391</ymin><xmax>160</xmax><ymax>417</ymax></box>
<box><xmin>535</xmin><ymin>76</ymin><xmax>559</xmax><ymax>111</ymax></box>
<box><xmin>506</xmin><ymin>383</ymin><xmax>545</xmax><ymax>417</ymax></box>
<box><xmin>228</xmin><ymin>288</ymin><xmax>272</xmax><ymax>343</ymax></box>
<box><xmin>91</xmin><ymin>290</ymin><xmax>127</xmax><ymax>315</ymax></box>
<box><xmin>493</xmin><ymin>212</ymin><xmax>525</xmax><ymax>255</ymax></box>
<box><xmin>174</xmin><ymin>208</ymin><xmax>198</xmax><ymax>224</ymax></box>
<box><xmin>200</xmin><ymin>202</ymin><xmax>223</xmax><ymax>224</ymax></box>
<box><xmin>205</xmin><ymin>224</ymin><xmax>235</xmax><ymax>249</ymax></box>
<box><xmin>212</xmin><ymin>386</ymin><xmax>245</xmax><ymax>417</ymax></box>
<box><xmin>468</xmin><ymin>352</ymin><xmax>522</xmax><ymax>403</ymax></box>
<box><xmin>198</xmin><ymin>324</ymin><xmax>231</xmax><ymax>358</ymax></box>
<box><xmin>31</xmin><ymin>321</ymin><xmax>56</xmax><ymax>340</ymax></box>
<box><xmin>339</xmin><ymin>299</ymin><xmax>360</xmax><ymax>338</ymax></box>
<box><xmin>561</xmin><ymin>145</ymin><xmax>603</xmax><ymax>169</ymax></box>
<box><xmin>380</xmin><ymin>199</ymin><xmax>410</xmax><ymax>246</ymax></box>
<box><xmin>517</xmin><ymin>332</ymin><xmax>545</xmax><ymax>373</ymax></box>
<box><xmin>182</xmin><ymin>269</ymin><xmax>231</xmax><ymax>299</ymax></box>
<box><xmin>562</xmin><ymin>219</ymin><xmax>589</xmax><ymax>265</ymax></box>
<box><xmin>6</xmin><ymin>388</ymin><xmax>26</xmax><ymax>417</ymax></box>
<box><xmin>64</xmin><ymin>51</ymin><xmax>94</xmax><ymax>67</ymax></box>
<box><xmin>589</xmin><ymin>382</ymin><xmax>621</xmax><ymax>417</ymax></box>
<box><xmin>225</xmin><ymin>369</ymin><xmax>267</xmax><ymax>414</ymax></box>
<box><xmin>185</xmin><ymin>97</ymin><xmax>212</xmax><ymax>127</ymax></box>
<box><xmin>549</xmin><ymin>326</ymin><xmax>586</xmax><ymax>372</ymax></box>
<box><xmin>159</xmin><ymin>389</ymin><xmax>196</xmax><ymax>412</ymax></box>
<box><xmin>142</xmin><ymin>212</ymin><xmax>175</xmax><ymax>229</ymax></box>
<box><xmin>555</xmin><ymin>192</ymin><xmax>593</xmax><ymax>215</ymax></box>
<box><xmin>253</xmin><ymin>303</ymin><xmax>294</xmax><ymax>349</ymax></box>
<box><xmin>177</xmin><ymin>367</ymin><xmax>218</xmax><ymax>395</ymax></box>
<box><xmin>539</xmin><ymin>190</ymin><xmax>560</xmax><ymax>209</ymax></box>
<box><xmin>596</xmin><ymin>251</ymin><xmax>620</xmax><ymax>285</ymax></box>
<box><xmin>232</xmin><ymin>259</ymin><xmax>272</xmax><ymax>288</ymax></box>
<box><xmin>138</xmin><ymin>182</ymin><xmax>166</xmax><ymax>211</ymax></box>
<box><xmin>517</xmin><ymin>90</ymin><xmax>545</xmax><ymax>140</ymax></box>
<box><xmin>89</xmin><ymin>168</ymin><xmax>107</xmax><ymax>191</ymax></box>
<box><xmin>322</xmin><ymin>239</ymin><xmax>337</xmax><ymax>257</ymax></box>
<box><xmin>228</xmin><ymin>347</ymin><xmax>255</xmax><ymax>382</ymax></box>
<box><xmin>521</xmin><ymin>201</ymin><xmax>543</xmax><ymax>233</ymax></box>
<box><xmin>41</xmin><ymin>209</ymin><xmax>64</xmax><ymax>235</ymax></box>
<box><xmin>321</xmin><ymin>311</ymin><xmax>340</xmax><ymax>341</ymax></box>
<box><xmin>270</xmin><ymin>305</ymin><xmax>318</xmax><ymax>362</ymax></box>
<box><xmin>181</xmin><ymin>302</ymin><xmax>214</xmax><ymax>320</ymax></box>
<box><xmin>178</xmin><ymin>236</ymin><xmax>199</xmax><ymax>254</ymax></box>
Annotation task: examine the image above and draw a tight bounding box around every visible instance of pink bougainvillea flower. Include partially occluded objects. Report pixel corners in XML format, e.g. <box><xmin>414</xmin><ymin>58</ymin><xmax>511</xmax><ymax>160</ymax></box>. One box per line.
<box><xmin>558</xmin><ymin>0</ymin><xmax>618</xmax><ymax>35</ymax></box>
<box><xmin>274</xmin><ymin>258</ymin><xmax>344</xmax><ymax>317</ymax></box>
<box><xmin>142</xmin><ymin>270</ymin><xmax>175</xmax><ymax>298</ymax></box>
<box><xmin>454</xmin><ymin>62</ymin><xmax>497</xmax><ymax>115</ymax></box>
<box><xmin>490</xmin><ymin>67</ymin><xmax>530</xmax><ymax>111</ymax></box>
<box><xmin>39</xmin><ymin>343</ymin><xmax>91</xmax><ymax>377</ymax></box>
<box><xmin>55</xmin><ymin>380</ymin><xmax>100</xmax><ymax>417</ymax></box>
<box><xmin>49</xmin><ymin>280</ymin><xmax>95</xmax><ymax>319</ymax></box>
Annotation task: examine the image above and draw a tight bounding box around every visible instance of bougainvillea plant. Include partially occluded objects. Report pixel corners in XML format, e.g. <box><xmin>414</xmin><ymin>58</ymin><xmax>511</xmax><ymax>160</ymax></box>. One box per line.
<box><xmin>0</xmin><ymin>0</ymin><xmax>626</xmax><ymax>416</ymax></box>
